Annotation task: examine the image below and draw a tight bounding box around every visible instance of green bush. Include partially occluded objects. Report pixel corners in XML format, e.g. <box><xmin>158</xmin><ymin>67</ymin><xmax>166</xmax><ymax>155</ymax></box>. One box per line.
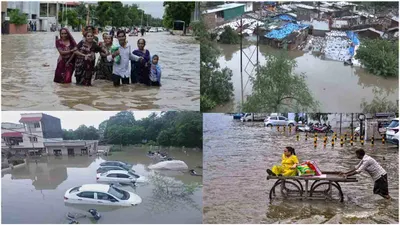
<box><xmin>219</xmin><ymin>26</ymin><xmax>240</xmax><ymax>44</ymax></box>
<box><xmin>355</xmin><ymin>39</ymin><xmax>399</xmax><ymax>78</ymax></box>
<box><xmin>9</xmin><ymin>9</ymin><xmax>28</xmax><ymax>25</ymax></box>
<box><xmin>109</xmin><ymin>145</ymin><xmax>121</xmax><ymax>152</ymax></box>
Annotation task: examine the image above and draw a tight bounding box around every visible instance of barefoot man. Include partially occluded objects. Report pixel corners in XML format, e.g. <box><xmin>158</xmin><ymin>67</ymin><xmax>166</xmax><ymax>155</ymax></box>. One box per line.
<box><xmin>340</xmin><ymin>149</ymin><xmax>391</xmax><ymax>200</ymax></box>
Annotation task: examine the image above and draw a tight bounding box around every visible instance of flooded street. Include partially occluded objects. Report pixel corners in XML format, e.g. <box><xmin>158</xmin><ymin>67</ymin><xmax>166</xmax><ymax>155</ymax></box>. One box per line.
<box><xmin>203</xmin><ymin>114</ymin><xmax>398</xmax><ymax>224</ymax></box>
<box><xmin>1</xmin><ymin>32</ymin><xmax>200</xmax><ymax>111</ymax></box>
<box><xmin>1</xmin><ymin>147</ymin><xmax>202</xmax><ymax>224</ymax></box>
<box><xmin>212</xmin><ymin>44</ymin><xmax>398</xmax><ymax>112</ymax></box>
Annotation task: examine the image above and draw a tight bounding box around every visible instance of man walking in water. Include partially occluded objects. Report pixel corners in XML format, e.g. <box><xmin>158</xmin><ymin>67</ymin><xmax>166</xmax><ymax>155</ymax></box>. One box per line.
<box><xmin>140</xmin><ymin>26</ymin><xmax>145</xmax><ymax>36</ymax></box>
<box><xmin>340</xmin><ymin>149</ymin><xmax>391</xmax><ymax>200</ymax></box>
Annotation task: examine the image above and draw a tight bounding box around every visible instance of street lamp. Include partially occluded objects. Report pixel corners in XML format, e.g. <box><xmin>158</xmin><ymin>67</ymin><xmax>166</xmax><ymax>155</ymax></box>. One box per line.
<box><xmin>358</xmin><ymin>113</ymin><xmax>365</xmax><ymax>137</ymax></box>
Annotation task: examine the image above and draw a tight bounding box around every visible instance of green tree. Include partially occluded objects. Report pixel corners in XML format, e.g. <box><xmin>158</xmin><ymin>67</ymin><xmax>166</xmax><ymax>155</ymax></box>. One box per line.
<box><xmin>9</xmin><ymin>9</ymin><xmax>27</xmax><ymax>25</ymax></box>
<box><xmin>219</xmin><ymin>26</ymin><xmax>240</xmax><ymax>44</ymax></box>
<box><xmin>243</xmin><ymin>54</ymin><xmax>319</xmax><ymax>112</ymax></box>
<box><xmin>58</xmin><ymin>9</ymin><xmax>83</xmax><ymax>29</ymax></box>
<box><xmin>163</xmin><ymin>2</ymin><xmax>195</xmax><ymax>29</ymax></box>
<box><xmin>355</xmin><ymin>39</ymin><xmax>398</xmax><ymax>78</ymax></box>
<box><xmin>195</xmin><ymin>19</ymin><xmax>234</xmax><ymax>112</ymax></box>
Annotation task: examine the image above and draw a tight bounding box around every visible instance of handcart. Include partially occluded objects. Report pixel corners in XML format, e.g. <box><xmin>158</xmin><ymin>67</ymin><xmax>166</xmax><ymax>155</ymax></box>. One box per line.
<box><xmin>267</xmin><ymin>171</ymin><xmax>358</xmax><ymax>202</ymax></box>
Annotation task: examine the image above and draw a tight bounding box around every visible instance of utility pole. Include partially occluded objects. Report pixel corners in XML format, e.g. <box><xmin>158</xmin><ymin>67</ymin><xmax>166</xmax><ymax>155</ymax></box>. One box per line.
<box><xmin>56</xmin><ymin>2</ymin><xmax>59</xmax><ymax>29</ymax></box>
<box><xmin>46</xmin><ymin>2</ymin><xmax>49</xmax><ymax>31</ymax></box>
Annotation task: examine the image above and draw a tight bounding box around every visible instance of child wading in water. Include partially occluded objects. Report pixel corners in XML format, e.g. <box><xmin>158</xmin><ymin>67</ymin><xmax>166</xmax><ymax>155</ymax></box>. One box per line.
<box><xmin>150</xmin><ymin>55</ymin><xmax>161</xmax><ymax>86</ymax></box>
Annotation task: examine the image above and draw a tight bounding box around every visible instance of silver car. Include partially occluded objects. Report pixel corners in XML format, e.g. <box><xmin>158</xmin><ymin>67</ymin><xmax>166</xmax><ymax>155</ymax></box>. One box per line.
<box><xmin>264</xmin><ymin>116</ymin><xmax>296</xmax><ymax>127</ymax></box>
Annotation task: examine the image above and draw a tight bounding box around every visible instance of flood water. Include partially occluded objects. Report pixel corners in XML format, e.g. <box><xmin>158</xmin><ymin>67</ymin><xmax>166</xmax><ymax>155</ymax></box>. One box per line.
<box><xmin>1</xmin><ymin>32</ymin><xmax>200</xmax><ymax>111</ymax></box>
<box><xmin>212</xmin><ymin>44</ymin><xmax>399</xmax><ymax>112</ymax></box>
<box><xmin>1</xmin><ymin>147</ymin><xmax>203</xmax><ymax>224</ymax></box>
<box><xmin>203</xmin><ymin>114</ymin><xmax>398</xmax><ymax>224</ymax></box>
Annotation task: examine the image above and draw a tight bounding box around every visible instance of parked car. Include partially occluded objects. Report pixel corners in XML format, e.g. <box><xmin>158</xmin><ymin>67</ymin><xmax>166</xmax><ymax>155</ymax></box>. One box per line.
<box><xmin>149</xmin><ymin>27</ymin><xmax>158</xmax><ymax>32</ymax></box>
<box><xmin>97</xmin><ymin>166</ymin><xmax>135</xmax><ymax>174</ymax></box>
<box><xmin>64</xmin><ymin>184</ymin><xmax>142</xmax><ymax>206</ymax></box>
<box><xmin>100</xmin><ymin>161</ymin><xmax>132</xmax><ymax>170</ymax></box>
<box><xmin>264</xmin><ymin>116</ymin><xmax>296</xmax><ymax>127</ymax></box>
<box><xmin>241</xmin><ymin>113</ymin><xmax>268</xmax><ymax>122</ymax></box>
<box><xmin>386</xmin><ymin>118</ymin><xmax>399</xmax><ymax>146</ymax></box>
<box><xmin>96</xmin><ymin>170</ymin><xmax>147</xmax><ymax>184</ymax></box>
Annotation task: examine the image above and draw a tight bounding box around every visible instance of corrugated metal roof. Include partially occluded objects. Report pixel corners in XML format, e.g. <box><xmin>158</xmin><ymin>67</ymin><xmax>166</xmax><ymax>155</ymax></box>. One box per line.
<box><xmin>19</xmin><ymin>117</ymin><xmax>42</xmax><ymax>123</ymax></box>
<box><xmin>354</xmin><ymin>28</ymin><xmax>384</xmax><ymax>37</ymax></box>
<box><xmin>391</xmin><ymin>16</ymin><xmax>399</xmax><ymax>22</ymax></box>
<box><xmin>203</xmin><ymin>3</ymin><xmax>246</xmax><ymax>14</ymax></box>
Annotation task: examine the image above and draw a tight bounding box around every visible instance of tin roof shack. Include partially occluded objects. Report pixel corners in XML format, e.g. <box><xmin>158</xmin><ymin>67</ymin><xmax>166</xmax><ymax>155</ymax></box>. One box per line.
<box><xmin>263</xmin><ymin>22</ymin><xmax>309</xmax><ymax>50</ymax></box>
<box><xmin>202</xmin><ymin>3</ymin><xmax>246</xmax><ymax>29</ymax></box>
<box><xmin>311</xmin><ymin>19</ymin><xmax>330</xmax><ymax>37</ymax></box>
<box><xmin>390</xmin><ymin>16</ymin><xmax>399</xmax><ymax>28</ymax></box>
<box><xmin>354</xmin><ymin>28</ymin><xmax>383</xmax><ymax>39</ymax></box>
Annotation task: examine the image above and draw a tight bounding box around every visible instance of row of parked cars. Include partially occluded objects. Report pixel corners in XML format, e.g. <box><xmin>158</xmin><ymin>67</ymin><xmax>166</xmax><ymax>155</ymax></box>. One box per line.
<box><xmin>64</xmin><ymin>161</ymin><xmax>146</xmax><ymax>207</ymax></box>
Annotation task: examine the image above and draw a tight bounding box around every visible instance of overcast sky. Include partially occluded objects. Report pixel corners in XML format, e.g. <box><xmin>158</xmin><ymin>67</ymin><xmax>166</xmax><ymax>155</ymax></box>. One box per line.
<box><xmin>1</xmin><ymin>111</ymin><xmax>157</xmax><ymax>130</ymax></box>
<box><xmin>126</xmin><ymin>1</ymin><xmax>165</xmax><ymax>18</ymax></box>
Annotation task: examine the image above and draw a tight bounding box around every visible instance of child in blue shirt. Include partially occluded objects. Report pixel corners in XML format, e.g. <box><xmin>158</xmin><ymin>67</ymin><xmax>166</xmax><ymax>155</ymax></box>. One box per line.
<box><xmin>149</xmin><ymin>55</ymin><xmax>161</xmax><ymax>86</ymax></box>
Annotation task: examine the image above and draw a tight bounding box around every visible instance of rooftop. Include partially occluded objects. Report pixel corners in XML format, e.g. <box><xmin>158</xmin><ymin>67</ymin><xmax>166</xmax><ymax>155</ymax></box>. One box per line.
<box><xmin>354</xmin><ymin>27</ymin><xmax>384</xmax><ymax>37</ymax></box>
<box><xmin>311</xmin><ymin>20</ymin><xmax>330</xmax><ymax>31</ymax></box>
<box><xmin>203</xmin><ymin>3</ymin><xmax>246</xmax><ymax>14</ymax></box>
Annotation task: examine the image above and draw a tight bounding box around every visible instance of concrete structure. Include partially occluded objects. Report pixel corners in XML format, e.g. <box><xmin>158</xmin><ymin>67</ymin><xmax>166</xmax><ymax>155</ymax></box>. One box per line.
<box><xmin>354</xmin><ymin>27</ymin><xmax>384</xmax><ymax>39</ymax></box>
<box><xmin>2</xmin><ymin>113</ymin><xmax>98</xmax><ymax>157</ymax></box>
<box><xmin>5</xmin><ymin>1</ymin><xmax>40</xmax><ymax>20</ymax></box>
<box><xmin>311</xmin><ymin>19</ymin><xmax>330</xmax><ymax>36</ymax></box>
<box><xmin>203</xmin><ymin>3</ymin><xmax>246</xmax><ymax>29</ymax></box>
<box><xmin>44</xmin><ymin>140</ymin><xmax>98</xmax><ymax>156</ymax></box>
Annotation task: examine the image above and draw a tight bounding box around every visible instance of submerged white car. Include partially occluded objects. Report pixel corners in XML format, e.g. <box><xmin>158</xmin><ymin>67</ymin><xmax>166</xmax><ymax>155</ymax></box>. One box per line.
<box><xmin>386</xmin><ymin>118</ymin><xmax>399</xmax><ymax>146</ymax></box>
<box><xmin>96</xmin><ymin>170</ymin><xmax>147</xmax><ymax>184</ymax></box>
<box><xmin>64</xmin><ymin>184</ymin><xmax>142</xmax><ymax>206</ymax></box>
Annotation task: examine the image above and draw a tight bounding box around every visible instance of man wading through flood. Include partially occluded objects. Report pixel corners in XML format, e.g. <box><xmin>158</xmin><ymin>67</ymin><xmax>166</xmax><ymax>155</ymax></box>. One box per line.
<box><xmin>340</xmin><ymin>149</ymin><xmax>391</xmax><ymax>200</ymax></box>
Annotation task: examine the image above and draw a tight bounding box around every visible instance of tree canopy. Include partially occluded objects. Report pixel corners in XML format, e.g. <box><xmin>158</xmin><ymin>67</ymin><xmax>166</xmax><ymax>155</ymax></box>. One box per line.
<box><xmin>243</xmin><ymin>53</ymin><xmax>319</xmax><ymax>112</ymax></box>
<box><xmin>194</xmin><ymin>19</ymin><xmax>234</xmax><ymax>112</ymax></box>
<box><xmin>59</xmin><ymin>1</ymin><xmax>163</xmax><ymax>29</ymax></box>
<box><xmin>63</xmin><ymin>111</ymin><xmax>202</xmax><ymax>149</ymax></box>
<box><xmin>162</xmin><ymin>2</ymin><xmax>195</xmax><ymax>29</ymax></box>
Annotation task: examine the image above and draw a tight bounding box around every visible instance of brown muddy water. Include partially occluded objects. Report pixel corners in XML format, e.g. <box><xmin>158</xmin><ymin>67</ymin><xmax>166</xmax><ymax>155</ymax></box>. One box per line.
<box><xmin>212</xmin><ymin>44</ymin><xmax>398</xmax><ymax>112</ymax></box>
<box><xmin>1</xmin><ymin>147</ymin><xmax>202</xmax><ymax>224</ymax></box>
<box><xmin>1</xmin><ymin>32</ymin><xmax>200</xmax><ymax>111</ymax></box>
<box><xmin>203</xmin><ymin>114</ymin><xmax>398</xmax><ymax>224</ymax></box>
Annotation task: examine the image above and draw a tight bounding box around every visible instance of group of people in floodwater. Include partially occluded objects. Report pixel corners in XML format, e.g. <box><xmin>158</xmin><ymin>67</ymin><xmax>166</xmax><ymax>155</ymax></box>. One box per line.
<box><xmin>54</xmin><ymin>25</ymin><xmax>161</xmax><ymax>87</ymax></box>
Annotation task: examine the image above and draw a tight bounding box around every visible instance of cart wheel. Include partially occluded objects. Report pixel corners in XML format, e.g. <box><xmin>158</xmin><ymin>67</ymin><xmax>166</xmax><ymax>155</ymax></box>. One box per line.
<box><xmin>293</xmin><ymin>179</ymin><xmax>304</xmax><ymax>195</ymax></box>
<box><xmin>310</xmin><ymin>180</ymin><xmax>320</xmax><ymax>191</ymax></box>
<box><xmin>269</xmin><ymin>180</ymin><xmax>302</xmax><ymax>202</ymax></box>
<box><xmin>310</xmin><ymin>182</ymin><xmax>344</xmax><ymax>202</ymax></box>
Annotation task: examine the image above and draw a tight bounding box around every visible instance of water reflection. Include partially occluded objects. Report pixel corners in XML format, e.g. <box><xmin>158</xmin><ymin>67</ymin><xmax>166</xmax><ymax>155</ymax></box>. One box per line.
<box><xmin>214</xmin><ymin>44</ymin><xmax>399</xmax><ymax>112</ymax></box>
<box><xmin>2</xmin><ymin>148</ymin><xmax>202</xmax><ymax>224</ymax></box>
<box><xmin>1</xmin><ymin>32</ymin><xmax>200</xmax><ymax>111</ymax></box>
<box><xmin>203</xmin><ymin>114</ymin><xmax>398</xmax><ymax>224</ymax></box>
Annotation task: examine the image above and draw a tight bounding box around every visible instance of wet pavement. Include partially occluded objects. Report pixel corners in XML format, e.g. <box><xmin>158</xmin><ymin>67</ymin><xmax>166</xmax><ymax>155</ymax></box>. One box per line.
<box><xmin>211</xmin><ymin>44</ymin><xmax>398</xmax><ymax>112</ymax></box>
<box><xmin>1</xmin><ymin>32</ymin><xmax>200</xmax><ymax>111</ymax></box>
<box><xmin>1</xmin><ymin>147</ymin><xmax>202</xmax><ymax>224</ymax></box>
<box><xmin>203</xmin><ymin>114</ymin><xmax>398</xmax><ymax>224</ymax></box>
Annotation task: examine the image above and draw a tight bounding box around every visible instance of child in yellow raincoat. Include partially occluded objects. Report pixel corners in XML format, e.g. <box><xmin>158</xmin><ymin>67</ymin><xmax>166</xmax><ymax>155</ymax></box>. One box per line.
<box><xmin>267</xmin><ymin>147</ymin><xmax>299</xmax><ymax>176</ymax></box>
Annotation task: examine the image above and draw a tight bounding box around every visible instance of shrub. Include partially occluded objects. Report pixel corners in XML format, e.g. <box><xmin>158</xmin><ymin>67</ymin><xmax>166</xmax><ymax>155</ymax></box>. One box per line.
<box><xmin>355</xmin><ymin>39</ymin><xmax>399</xmax><ymax>78</ymax></box>
<box><xmin>219</xmin><ymin>26</ymin><xmax>240</xmax><ymax>44</ymax></box>
<box><xmin>9</xmin><ymin>9</ymin><xmax>28</xmax><ymax>25</ymax></box>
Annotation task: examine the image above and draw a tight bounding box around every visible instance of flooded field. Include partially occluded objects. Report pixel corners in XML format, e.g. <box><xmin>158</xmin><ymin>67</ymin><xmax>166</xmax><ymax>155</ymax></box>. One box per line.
<box><xmin>212</xmin><ymin>44</ymin><xmax>398</xmax><ymax>112</ymax></box>
<box><xmin>203</xmin><ymin>114</ymin><xmax>398</xmax><ymax>224</ymax></box>
<box><xmin>1</xmin><ymin>147</ymin><xmax>202</xmax><ymax>224</ymax></box>
<box><xmin>1</xmin><ymin>32</ymin><xmax>200</xmax><ymax>111</ymax></box>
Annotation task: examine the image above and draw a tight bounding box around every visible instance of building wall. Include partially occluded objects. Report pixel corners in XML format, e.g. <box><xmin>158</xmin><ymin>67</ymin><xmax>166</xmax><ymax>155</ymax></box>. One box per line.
<box><xmin>203</xmin><ymin>13</ymin><xmax>217</xmax><ymax>30</ymax></box>
<box><xmin>41</xmin><ymin>114</ymin><xmax>63</xmax><ymax>139</ymax></box>
<box><xmin>6</xmin><ymin>1</ymin><xmax>40</xmax><ymax>19</ymax></box>
<box><xmin>390</xmin><ymin>20</ymin><xmax>399</xmax><ymax>28</ymax></box>
<box><xmin>356</xmin><ymin>30</ymin><xmax>381</xmax><ymax>39</ymax></box>
<box><xmin>46</xmin><ymin>146</ymin><xmax>88</xmax><ymax>156</ymax></box>
<box><xmin>244</xmin><ymin>2</ymin><xmax>253</xmax><ymax>12</ymax></box>
<box><xmin>224</xmin><ymin>6</ymin><xmax>245</xmax><ymax>21</ymax></box>
<box><xmin>312</xmin><ymin>29</ymin><xmax>327</xmax><ymax>37</ymax></box>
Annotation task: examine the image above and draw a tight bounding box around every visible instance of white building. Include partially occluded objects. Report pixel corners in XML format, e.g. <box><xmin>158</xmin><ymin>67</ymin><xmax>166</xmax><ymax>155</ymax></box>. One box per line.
<box><xmin>2</xmin><ymin>113</ymin><xmax>98</xmax><ymax>157</ymax></box>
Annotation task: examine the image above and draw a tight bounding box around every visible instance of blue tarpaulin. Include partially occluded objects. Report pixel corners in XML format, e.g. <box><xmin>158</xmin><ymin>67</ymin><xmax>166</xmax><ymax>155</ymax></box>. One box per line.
<box><xmin>275</xmin><ymin>14</ymin><xmax>297</xmax><ymax>22</ymax></box>
<box><xmin>346</xmin><ymin>31</ymin><xmax>360</xmax><ymax>56</ymax></box>
<box><xmin>265</xmin><ymin>23</ymin><xmax>309</xmax><ymax>39</ymax></box>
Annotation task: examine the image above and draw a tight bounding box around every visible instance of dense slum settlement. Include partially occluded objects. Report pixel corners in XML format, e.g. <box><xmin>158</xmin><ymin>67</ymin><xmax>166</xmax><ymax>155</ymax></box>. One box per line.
<box><xmin>203</xmin><ymin>1</ymin><xmax>399</xmax><ymax>64</ymax></box>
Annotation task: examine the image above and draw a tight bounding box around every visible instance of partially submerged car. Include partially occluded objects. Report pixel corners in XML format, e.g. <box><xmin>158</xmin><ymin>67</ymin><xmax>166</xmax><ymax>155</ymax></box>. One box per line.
<box><xmin>64</xmin><ymin>184</ymin><xmax>142</xmax><ymax>206</ymax></box>
<box><xmin>96</xmin><ymin>170</ymin><xmax>147</xmax><ymax>184</ymax></box>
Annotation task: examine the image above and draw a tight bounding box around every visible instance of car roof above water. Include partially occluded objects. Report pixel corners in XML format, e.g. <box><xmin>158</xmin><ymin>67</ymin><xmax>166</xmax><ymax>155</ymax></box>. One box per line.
<box><xmin>80</xmin><ymin>184</ymin><xmax>110</xmax><ymax>192</ymax></box>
